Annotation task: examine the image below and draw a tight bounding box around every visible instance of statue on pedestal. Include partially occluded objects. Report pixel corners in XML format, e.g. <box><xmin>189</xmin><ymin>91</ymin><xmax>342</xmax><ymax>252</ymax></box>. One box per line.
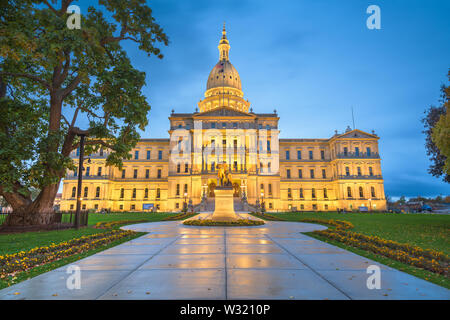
<box><xmin>216</xmin><ymin>162</ymin><xmax>232</xmax><ymax>187</ymax></box>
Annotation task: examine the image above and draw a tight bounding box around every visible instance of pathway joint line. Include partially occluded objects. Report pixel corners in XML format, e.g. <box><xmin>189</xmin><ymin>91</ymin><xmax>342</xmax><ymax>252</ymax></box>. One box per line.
<box><xmin>93</xmin><ymin>232</ymin><xmax>182</xmax><ymax>300</ymax></box>
<box><xmin>265</xmin><ymin>233</ymin><xmax>353</xmax><ymax>300</ymax></box>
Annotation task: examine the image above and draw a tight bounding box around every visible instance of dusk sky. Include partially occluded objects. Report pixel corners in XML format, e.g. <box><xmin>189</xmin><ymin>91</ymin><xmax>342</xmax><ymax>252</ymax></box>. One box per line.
<box><xmin>70</xmin><ymin>0</ymin><xmax>450</xmax><ymax>198</ymax></box>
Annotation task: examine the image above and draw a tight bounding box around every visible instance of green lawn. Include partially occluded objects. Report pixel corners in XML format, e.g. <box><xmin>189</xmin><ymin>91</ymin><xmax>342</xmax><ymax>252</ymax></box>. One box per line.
<box><xmin>0</xmin><ymin>212</ymin><xmax>178</xmax><ymax>255</ymax></box>
<box><xmin>269</xmin><ymin>212</ymin><xmax>450</xmax><ymax>255</ymax></box>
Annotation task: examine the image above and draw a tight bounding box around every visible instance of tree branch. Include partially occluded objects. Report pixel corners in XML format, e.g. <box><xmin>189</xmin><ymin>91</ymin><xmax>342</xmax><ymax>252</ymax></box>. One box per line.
<box><xmin>0</xmin><ymin>72</ymin><xmax>50</xmax><ymax>89</ymax></box>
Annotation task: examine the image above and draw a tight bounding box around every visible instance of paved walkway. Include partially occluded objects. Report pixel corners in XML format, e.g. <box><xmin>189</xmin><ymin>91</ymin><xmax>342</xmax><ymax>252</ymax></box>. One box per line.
<box><xmin>0</xmin><ymin>220</ymin><xmax>448</xmax><ymax>300</ymax></box>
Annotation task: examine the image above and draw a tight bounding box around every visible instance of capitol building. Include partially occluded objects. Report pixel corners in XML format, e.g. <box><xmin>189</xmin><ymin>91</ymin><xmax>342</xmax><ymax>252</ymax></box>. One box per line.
<box><xmin>60</xmin><ymin>26</ymin><xmax>387</xmax><ymax>213</ymax></box>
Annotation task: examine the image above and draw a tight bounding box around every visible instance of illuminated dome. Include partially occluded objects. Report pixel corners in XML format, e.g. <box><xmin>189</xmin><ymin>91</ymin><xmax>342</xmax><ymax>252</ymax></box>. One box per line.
<box><xmin>206</xmin><ymin>23</ymin><xmax>242</xmax><ymax>92</ymax></box>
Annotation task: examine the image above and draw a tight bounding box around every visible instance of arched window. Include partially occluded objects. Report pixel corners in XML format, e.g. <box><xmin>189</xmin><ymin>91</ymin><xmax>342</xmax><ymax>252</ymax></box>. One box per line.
<box><xmin>83</xmin><ymin>187</ymin><xmax>88</xmax><ymax>198</ymax></box>
<box><xmin>371</xmin><ymin>186</ymin><xmax>376</xmax><ymax>198</ymax></box>
<box><xmin>359</xmin><ymin>186</ymin><xmax>364</xmax><ymax>198</ymax></box>
<box><xmin>71</xmin><ymin>186</ymin><xmax>76</xmax><ymax>198</ymax></box>
<box><xmin>347</xmin><ymin>187</ymin><xmax>352</xmax><ymax>198</ymax></box>
<box><xmin>95</xmin><ymin>186</ymin><xmax>100</xmax><ymax>198</ymax></box>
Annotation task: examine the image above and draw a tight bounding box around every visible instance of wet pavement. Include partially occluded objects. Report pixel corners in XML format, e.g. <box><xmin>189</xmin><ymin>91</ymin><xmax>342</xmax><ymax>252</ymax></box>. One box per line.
<box><xmin>0</xmin><ymin>220</ymin><xmax>449</xmax><ymax>300</ymax></box>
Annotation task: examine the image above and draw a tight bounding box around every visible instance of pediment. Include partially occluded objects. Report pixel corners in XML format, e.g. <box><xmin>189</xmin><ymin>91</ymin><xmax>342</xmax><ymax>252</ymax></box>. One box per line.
<box><xmin>335</xmin><ymin>129</ymin><xmax>378</xmax><ymax>139</ymax></box>
<box><xmin>194</xmin><ymin>106</ymin><xmax>255</xmax><ymax>118</ymax></box>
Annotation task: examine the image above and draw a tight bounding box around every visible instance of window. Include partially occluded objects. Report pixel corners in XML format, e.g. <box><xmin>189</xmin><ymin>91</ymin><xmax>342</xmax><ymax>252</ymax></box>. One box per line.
<box><xmin>74</xmin><ymin>167</ymin><xmax>77</xmax><ymax>177</ymax></box>
<box><xmin>133</xmin><ymin>169</ymin><xmax>138</xmax><ymax>179</ymax></box>
<box><xmin>86</xmin><ymin>167</ymin><xmax>90</xmax><ymax>176</ymax></box>
<box><xmin>269</xmin><ymin>203</ymin><xmax>273</xmax><ymax>209</ymax></box>
<box><xmin>267</xmin><ymin>140</ymin><xmax>271</xmax><ymax>153</ymax></box>
<box><xmin>359</xmin><ymin>186</ymin><xmax>364</xmax><ymax>198</ymax></box>
<box><xmin>144</xmin><ymin>188</ymin><xmax>148</xmax><ymax>198</ymax></box>
<box><xmin>122</xmin><ymin>169</ymin><xmax>126</xmax><ymax>178</ymax></box>
<box><xmin>286</xmin><ymin>169</ymin><xmax>291</xmax><ymax>178</ymax></box>
<box><xmin>369</xmin><ymin>167</ymin><xmax>373</xmax><ymax>176</ymax></box>
<box><xmin>131</xmin><ymin>204</ymin><xmax>135</xmax><ymax>210</ymax></box>
<box><xmin>95</xmin><ymin>186</ymin><xmax>100</xmax><ymax>198</ymax></box>
<box><xmin>343</xmin><ymin>147</ymin><xmax>348</xmax><ymax>156</ymax></box>
<box><xmin>347</xmin><ymin>187</ymin><xmax>352</xmax><ymax>198</ymax></box>
<box><xmin>366</xmin><ymin>147</ymin><xmax>371</xmax><ymax>156</ymax></box>
<box><xmin>157</xmin><ymin>169</ymin><xmax>162</xmax><ymax>178</ymax></box>
<box><xmin>260</xmin><ymin>183</ymin><xmax>264</xmax><ymax>193</ymax></box>
<box><xmin>134</xmin><ymin>150</ymin><xmax>139</xmax><ymax>160</ymax></box>
<box><xmin>211</xmin><ymin>162</ymin><xmax>215</xmax><ymax>172</ymax></box>
<box><xmin>300</xmin><ymin>204</ymin><xmax>304</xmax><ymax>210</ymax></box>
<box><xmin>156</xmin><ymin>188</ymin><xmax>161</xmax><ymax>199</ymax></box>
<box><xmin>71</xmin><ymin>187</ymin><xmax>76</xmax><ymax>198</ymax></box>
<box><xmin>83</xmin><ymin>187</ymin><xmax>88</xmax><ymax>198</ymax></box>
<box><xmin>357</xmin><ymin>167</ymin><xmax>362</xmax><ymax>176</ymax></box>
<box><xmin>119</xmin><ymin>204</ymin><xmax>123</xmax><ymax>210</ymax></box>
<box><xmin>285</xmin><ymin>150</ymin><xmax>290</xmax><ymax>160</ymax></box>
<box><xmin>147</xmin><ymin>150</ymin><xmax>151</xmax><ymax>160</ymax></box>
<box><xmin>268</xmin><ymin>162</ymin><xmax>271</xmax><ymax>173</ymax></box>
<box><xmin>323</xmin><ymin>188</ymin><xmax>328</xmax><ymax>198</ymax></box>
<box><xmin>222</xmin><ymin>123</ymin><xmax>226</xmax><ymax>128</ymax></box>
<box><xmin>312</xmin><ymin>204</ymin><xmax>317</xmax><ymax>210</ymax></box>
<box><xmin>298</xmin><ymin>169</ymin><xmax>302</xmax><ymax>178</ymax></box>
<box><xmin>185</xmin><ymin>163</ymin><xmax>189</xmax><ymax>173</ymax></box>
<box><xmin>320</xmin><ymin>150</ymin><xmax>325</xmax><ymax>160</ymax></box>
<box><xmin>287</xmin><ymin>188</ymin><xmax>292</xmax><ymax>199</ymax></box>
<box><xmin>177</xmin><ymin>164</ymin><xmax>181</xmax><ymax>173</ymax></box>
<box><xmin>94</xmin><ymin>204</ymin><xmax>98</xmax><ymax>210</ymax></box>
<box><xmin>70</xmin><ymin>204</ymin><xmax>74</xmax><ymax>210</ymax></box>
<box><xmin>176</xmin><ymin>184</ymin><xmax>180</xmax><ymax>196</ymax></box>
<box><xmin>176</xmin><ymin>203</ymin><xmax>179</xmax><ymax>209</ymax></box>
<box><xmin>76</xmin><ymin>147</ymin><xmax>80</xmax><ymax>156</ymax></box>
<box><xmin>211</xmin><ymin>123</ymin><xmax>216</xmax><ymax>129</ymax></box>
<box><xmin>183</xmin><ymin>184</ymin><xmax>188</xmax><ymax>195</ymax></box>
<box><xmin>259</xmin><ymin>124</ymin><xmax>262</xmax><ymax>129</ymax></box>
<box><xmin>132</xmin><ymin>188</ymin><xmax>136</xmax><ymax>198</ymax></box>
<box><xmin>345</xmin><ymin>167</ymin><xmax>350</xmax><ymax>176</ymax></box>
<box><xmin>145</xmin><ymin>169</ymin><xmax>149</xmax><ymax>179</ymax></box>
<box><xmin>312</xmin><ymin>188</ymin><xmax>316</xmax><ymax>199</ymax></box>
<box><xmin>268</xmin><ymin>184</ymin><xmax>272</xmax><ymax>196</ymax></box>
<box><xmin>324</xmin><ymin>204</ymin><xmax>328</xmax><ymax>210</ymax></box>
<box><xmin>299</xmin><ymin>188</ymin><xmax>304</xmax><ymax>198</ymax></box>
<box><xmin>355</xmin><ymin>147</ymin><xmax>359</xmax><ymax>157</ymax></box>
<box><xmin>158</xmin><ymin>150</ymin><xmax>163</xmax><ymax>160</ymax></box>
<box><xmin>97</xmin><ymin>167</ymin><xmax>102</xmax><ymax>176</ymax></box>
<box><xmin>82</xmin><ymin>204</ymin><xmax>86</xmax><ymax>210</ymax></box>
<box><xmin>233</xmin><ymin>161</ymin><xmax>238</xmax><ymax>171</ymax></box>
<box><xmin>309</xmin><ymin>150</ymin><xmax>313</xmax><ymax>160</ymax></box>
<box><xmin>99</xmin><ymin>148</ymin><xmax>104</xmax><ymax>156</ymax></box>
<box><xmin>322</xmin><ymin>169</ymin><xmax>326</xmax><ymax>178</ymax></box>
<box><xmin>310</xmin><ymin>169</ymin><xmax>315</xmax><ymax>179</ymax></box>
<box><xmin>371</xmin><ymin>186</ymin><xmax>376</xmax><ymax>198</ymax></box>
<box><xmin>233</xmin><ymin>122</ymin><xmax>238</xmax><ymax>128</ymax></box>
<box><xmin>120</xmin><ymin>188</ymin><xmax>124</xmax><ymax>198</ymax></box>
<box><xmin>297</xmin><ymin>150</ymin><xmax>301</xmax><ymax>159</ymax></box>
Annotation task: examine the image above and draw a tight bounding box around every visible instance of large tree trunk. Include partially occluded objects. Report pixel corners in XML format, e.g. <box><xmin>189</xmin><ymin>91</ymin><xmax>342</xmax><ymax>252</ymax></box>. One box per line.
<box><xmin>3</xmin><ymin>183</ymin><xmax>60</xmax><ymax>226</ymax></box>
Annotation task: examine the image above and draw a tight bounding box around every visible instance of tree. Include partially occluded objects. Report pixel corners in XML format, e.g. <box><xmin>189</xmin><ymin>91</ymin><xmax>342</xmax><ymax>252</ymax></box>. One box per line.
<box><xmin>422</xmin><ymin>69</ymin><xmax>450</xmax><ymax>183</ymax></box>
<box><xmin>432</xmin><ymin>70</ymin><xmax>450</xmax><ymax>178</ymax></box>
<box><xmin>0</xmin><ymin>0</ymin><xmax>168</xmax><ymax>226</ymax></box>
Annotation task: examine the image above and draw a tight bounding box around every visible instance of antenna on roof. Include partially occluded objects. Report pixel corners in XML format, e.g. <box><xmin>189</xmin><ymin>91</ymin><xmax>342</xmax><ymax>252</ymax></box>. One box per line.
<box><xmin>351</xmin><ymin>106</ymin><xmax>355</xmax><ymax>130</ymax></box>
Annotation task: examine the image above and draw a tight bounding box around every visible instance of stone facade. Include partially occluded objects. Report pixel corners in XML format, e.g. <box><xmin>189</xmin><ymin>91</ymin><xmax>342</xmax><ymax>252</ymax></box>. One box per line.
<box><xmin>60</xmin><ymin>25</ymin><xmax>387</xmax><ymax>213</ymax></box>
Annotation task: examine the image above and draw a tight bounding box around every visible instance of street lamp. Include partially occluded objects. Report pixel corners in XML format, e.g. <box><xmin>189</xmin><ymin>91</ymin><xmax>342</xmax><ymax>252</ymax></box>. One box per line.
<box><xmin>368</xmin><ymin>198</ymin><xmax>372</xmax><ymax>212</ymax></box>
<box><xmin>75</xmin><ymin>133</ymin><xmax>86</xmax><ymax>229</ymax></box>
<box><xmin>184</xmin><ymin>192</ymin><xmax>188</xmax><ymax>212</ymax></box>
<box><xmin>260</xmin><ymin>191</ymin><xmax>265</xmax><ymax>213</ymax></box>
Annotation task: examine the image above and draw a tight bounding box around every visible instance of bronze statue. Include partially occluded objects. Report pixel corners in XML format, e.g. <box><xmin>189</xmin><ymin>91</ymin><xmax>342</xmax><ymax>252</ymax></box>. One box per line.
<box><xmin>216</xmin><ymin>162</ymin><xmax>232</xmax><ymax>187</ymax></box>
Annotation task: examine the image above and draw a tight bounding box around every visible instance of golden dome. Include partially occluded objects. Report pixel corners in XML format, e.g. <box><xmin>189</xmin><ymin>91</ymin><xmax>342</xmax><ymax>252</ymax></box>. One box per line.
<box><xmin>206</xmin><ymin>23</ymin><xmax>242</xmax><ymax>91</ymax></box>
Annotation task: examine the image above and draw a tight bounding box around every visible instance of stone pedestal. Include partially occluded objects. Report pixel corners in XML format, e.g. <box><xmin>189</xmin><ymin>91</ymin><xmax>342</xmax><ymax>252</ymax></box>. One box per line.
<box><xmin>211</xmin><ymin>187</ymin><xmax>239</xmax><ymax>221</ymax></box>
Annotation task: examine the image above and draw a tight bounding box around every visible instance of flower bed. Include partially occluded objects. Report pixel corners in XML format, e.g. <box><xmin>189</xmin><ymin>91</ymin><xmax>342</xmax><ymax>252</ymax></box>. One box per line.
<box><xmin>163</xmin><ymin>212</ymin><xmax>198</xmax><ymax>221</ymax></box>
<box><xmin>183</xmin><ymin>219</ymin><xmax>265</xmax><ymax>227</ymax></box>
<box><xmin>0</xmin><ymin>229</ymin><xmax>136</xmax><ymax>278</ymax></box>
<box><xmin>299</xmin><ymin>218</ymin><xmax>354</xmax><ymax>230</ymax></box>
<box><xmin>307</xmin><ymin>218</ymin><xmax>449</xmax><ymax>277</ymax></box>
<box><xmin>94</xmin><ymin>220</ymin><xmax>149</xmax><ymax>229</ymax></box>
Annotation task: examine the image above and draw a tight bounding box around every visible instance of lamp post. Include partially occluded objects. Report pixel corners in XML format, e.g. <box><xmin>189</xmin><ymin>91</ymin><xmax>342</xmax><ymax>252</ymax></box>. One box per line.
<box><xmin>368</xmin><ymin>198</ymin><xmax>372</xmax><ymax>212</ymax></box>
<box><xmin>184</xmin><ymin>192</ymin><xmax>188</xmax><ymax>212</ymax></box>
<box><xmin>75</xmin><ymin>134</ymin><xmax>86</xmax><ymax>229</ymax></box>
<box><xmin>261</xmin><ymin>191</ymin><xmax>265</xmax><ymax>213</ymax></box>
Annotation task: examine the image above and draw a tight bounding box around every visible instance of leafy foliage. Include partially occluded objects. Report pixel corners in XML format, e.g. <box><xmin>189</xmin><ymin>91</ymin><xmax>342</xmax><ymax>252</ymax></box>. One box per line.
<box><xmin>0</xmin><ymin>0</ymin><xmax>168</xmax><ymax>215</ymax></box>
<box><xmin>422</xmin><ymin>70</ymin><xmax>450</xmax><ymax>183</ymax></box>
